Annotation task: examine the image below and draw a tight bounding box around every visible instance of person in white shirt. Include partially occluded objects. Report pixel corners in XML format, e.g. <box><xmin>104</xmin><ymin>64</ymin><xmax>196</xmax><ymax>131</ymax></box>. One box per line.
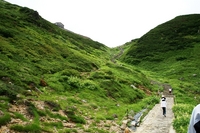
<box><xmin>188</xmin><ymin>104</ymin><xmax>200</xmax><ymax>133</ymax></box>
<box><xmin>169</xmin><ymin>88</ymin><xmax>172</xmax><ymax>94</ymax></box>
<box><xmin>161</xmin><ymin>95</ymin><xmax>167</xmax><ymax>117</ymax></box>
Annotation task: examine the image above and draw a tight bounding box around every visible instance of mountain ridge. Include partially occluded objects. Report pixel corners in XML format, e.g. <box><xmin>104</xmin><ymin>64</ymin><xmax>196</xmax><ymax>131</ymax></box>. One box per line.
<box><xmin>0</xmin><ymin>0</ymin><xmax>199</xmax><ymax>132</ymax></box>
<box><xmin>121</xmin><ymin>14</ymin><xmax>200</xmax><ymax>64</ymax></box>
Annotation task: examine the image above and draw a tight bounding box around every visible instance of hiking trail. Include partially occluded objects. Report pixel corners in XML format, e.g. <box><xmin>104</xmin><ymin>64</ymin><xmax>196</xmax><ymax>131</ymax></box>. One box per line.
<box><xmin>133</xmin><ymin>84</ymin><xmax>176</xmax><ymax>133</ymax></box>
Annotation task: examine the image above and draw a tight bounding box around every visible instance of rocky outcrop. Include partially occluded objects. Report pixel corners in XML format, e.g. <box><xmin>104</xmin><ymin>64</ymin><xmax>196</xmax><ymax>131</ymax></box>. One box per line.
<box><xmin>54</xmin><ymin>22</ymin><xmax>64</xmax><ymax>28</ymax></box>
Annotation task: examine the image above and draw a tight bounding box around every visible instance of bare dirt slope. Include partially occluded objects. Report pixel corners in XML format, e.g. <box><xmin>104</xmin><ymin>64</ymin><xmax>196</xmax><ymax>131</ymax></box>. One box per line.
<box><xmin>134</xmin><ymin>97</ymin><xmax>176</xmax><ymax>133</ymax></box>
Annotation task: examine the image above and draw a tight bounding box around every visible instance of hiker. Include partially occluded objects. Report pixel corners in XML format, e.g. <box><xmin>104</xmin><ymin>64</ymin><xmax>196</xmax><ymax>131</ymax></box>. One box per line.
<box><xmin>188</xmin><ymin>104</ymin><xmax>200</xmax><ymax>133</ymax></box>
<box><xmin>169</xmin><ymin>88</ymin><xmax>172</xmax><ymax>94</ymax></box>
<box><xmin>161</xmin><ymin>95</ymin><xmax>166</xmax><ymax>117</ymax></box>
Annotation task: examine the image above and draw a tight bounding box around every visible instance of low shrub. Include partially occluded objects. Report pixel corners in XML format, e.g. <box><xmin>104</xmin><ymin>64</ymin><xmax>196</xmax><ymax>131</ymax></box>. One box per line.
<box><xmin>43</xmin><ymin>121</ymin><xmax>63</xmax><ymax>128</ymax></box>
<box><xmin>64</xmin><ymin>106</ymin><xmax>86</xmax><ymax>124</ymax></box>
<box><xmin>0</xmin><ymin>83</ymin><xmax>17</xmax><ymax>102</ymax></box>
<box><xmin>0</xmin><ymin>113</ymin><xmax>11</xmax><ymax>126</ymax></box>
<box><xmin>45</xmin><ymin>110</ymin><xmax>68</xmax><ymax>121</ymax></box>
<box><xmin>0</xmin><ymin>27</ymin><xmax>14</xmax><ymax>38</ymax></box>
<box><xmin>13</xmin><ymin>112</ymin><xmax>28</xmax><ymax>121</ymax></box>
<box><xmin>173</xmin><ymin>104</ymin><xmax>194</xmax><ymax>133</ymax></box>
<box><xmin>44</xmin><ymin>100</ymin><xmax>61</xmax><ymax>111</ymax></box>
<box><xmin>10</xmin><ymin>123</ymin><xmax>41</xmax><ymax>132</ymax></box>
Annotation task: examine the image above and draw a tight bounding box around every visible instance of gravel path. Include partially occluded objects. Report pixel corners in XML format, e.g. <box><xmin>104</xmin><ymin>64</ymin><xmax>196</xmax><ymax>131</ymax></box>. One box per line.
<box><xmin>133</xmin><ymin>97</ymin><xmax>176</xmax><ymax>133</ymax></box>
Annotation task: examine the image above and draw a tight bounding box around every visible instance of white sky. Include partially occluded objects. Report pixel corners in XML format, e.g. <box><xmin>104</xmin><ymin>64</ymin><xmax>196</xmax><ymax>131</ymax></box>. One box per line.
<box><xmin>5</xmin><ymin>0</ymin><xmax>200</xmax><ymax>47</ymax></box>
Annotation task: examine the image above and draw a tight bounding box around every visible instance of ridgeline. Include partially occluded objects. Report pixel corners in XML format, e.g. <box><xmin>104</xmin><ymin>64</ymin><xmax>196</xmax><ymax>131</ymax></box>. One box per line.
<box><xmin>0</xmin><ymin>0</ymin><xmax>200</xmax><ymax>132</ymax></box>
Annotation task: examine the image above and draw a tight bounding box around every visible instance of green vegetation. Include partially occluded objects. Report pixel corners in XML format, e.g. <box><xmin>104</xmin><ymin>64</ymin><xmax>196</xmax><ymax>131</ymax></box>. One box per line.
<box><xmin>10</xmin><ymin>123</ymin><xmax>41</xmax><ymax>132</ymax></box>
<box><xmin>0</xmin><ymin>113</ymin><xmax>11</xmax><ymax>126</ymax></box>
<box><xmin>1</xmin><ymin>0</ymin><xmax>200</xmax><ymax>132</ymax></box>
<box><xmin>0</xmin><ymin>0</ymin><xmax>159</xmax><ymax>132</ymax></box>
<box><xmin>173</xmin><ymin>104</ymin><xmax>194</xmax><ymax>133</ymax></box>
<box><xmin>121</xmin><ymin>14</ymin><xmax>200</xmax><ymax>132</ymax></box>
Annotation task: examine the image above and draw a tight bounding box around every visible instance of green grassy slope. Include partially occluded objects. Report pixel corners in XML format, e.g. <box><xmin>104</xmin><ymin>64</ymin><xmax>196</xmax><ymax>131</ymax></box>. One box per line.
<box><xmin>120</xmin><ymin>14</ymin><xmax>200</xmax><ymax>133</ymax></box>
<box><xmin>121</xmin><ymin>14</ymin><xmax>200</xmax><ymax>102</ymax></box>
<box><xmin>122</xmin><ymin>14</ymin><xmax>200</xmax><ymax>64</ymax></box>
<box><xmin>0</xmin><ymin>0</ymin><xmax>158</xmax><ymax>132</ymax></box>
<box><xmin>0</xmin><ymin>0</ymin><xmax>108</xmax><ymax>89</ymax></box>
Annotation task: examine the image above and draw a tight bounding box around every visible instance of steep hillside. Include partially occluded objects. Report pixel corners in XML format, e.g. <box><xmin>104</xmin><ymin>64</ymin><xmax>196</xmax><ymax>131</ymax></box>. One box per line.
<box><xmin>120</xmin><ymin>14</ymin><xmax>200</xmax><ymax>132</ymax></box>
<box><xmin>0</xmin><ymin>1</ymin><xmax>108</xmax><ymax>88</ymax></box>
<box><xmin>0</xmin><ymin>0</ymin><xmax>159</xmax><ymax>132</ymax></box>
<box><xmin>122</xmin><ymin>14</ymin><xmax>200</xmax><ymax>64</ymax></box>
<box><xmin>121</xmin><ymin>14</ymin><xmax>200</xmax><ymax>98</ymax></box>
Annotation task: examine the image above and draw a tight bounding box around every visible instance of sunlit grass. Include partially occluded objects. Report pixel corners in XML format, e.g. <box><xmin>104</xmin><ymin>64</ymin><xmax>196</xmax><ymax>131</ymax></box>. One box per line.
<box><xmin>173</xmin><ymin>104</ymin><xmax>194</xmax><ymax>133</ymax></box>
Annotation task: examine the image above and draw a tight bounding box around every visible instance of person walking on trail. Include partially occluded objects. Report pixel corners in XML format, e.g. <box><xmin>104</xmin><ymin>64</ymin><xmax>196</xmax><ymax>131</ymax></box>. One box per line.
<box><xmin>161</xmin><ymin>95</ymin><xmax>167</xmax><ymax>117</ymax></box>
<box><xmin>188</xmin><ymin>104</ymin><xmax>200</xmax><ymax>133</ymax></box>
<box><xmin>169</xmin><ymin>88</ymin><xmax>172</xmax><ymax>94</ymax></box>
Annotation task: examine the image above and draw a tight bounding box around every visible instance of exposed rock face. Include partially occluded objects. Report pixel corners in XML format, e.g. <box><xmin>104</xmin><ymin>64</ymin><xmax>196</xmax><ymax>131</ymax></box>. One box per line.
<box><xmin>55</xmin><ymin>22</ymin><xmax>64</xmax><ymax>28</ymax></box>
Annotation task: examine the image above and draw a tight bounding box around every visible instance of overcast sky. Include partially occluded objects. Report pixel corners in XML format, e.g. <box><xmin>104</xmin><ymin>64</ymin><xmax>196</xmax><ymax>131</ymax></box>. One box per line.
<box><xmin>5</xmin><ymin>0</ymin><xmax>200</xmax><ymax>47</ymax></box>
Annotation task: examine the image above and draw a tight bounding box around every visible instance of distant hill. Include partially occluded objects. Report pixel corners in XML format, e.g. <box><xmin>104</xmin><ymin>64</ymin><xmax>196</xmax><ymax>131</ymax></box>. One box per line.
<box><xmin>121</xmin><ymin>14</ymin><xmax>200</xmax><ymax>64</ymax></box>
<box><xmin>120</xmin><ymin>14</ymin><xmax>200</xmax><ymax>105</ymax></box>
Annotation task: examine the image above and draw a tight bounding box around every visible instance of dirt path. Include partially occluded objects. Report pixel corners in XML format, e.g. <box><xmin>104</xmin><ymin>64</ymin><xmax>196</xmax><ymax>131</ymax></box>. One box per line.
<box><xmin>133</xmin><ymin>97</ymin><xmax>176</xmax><ymax>133</ymax></box>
